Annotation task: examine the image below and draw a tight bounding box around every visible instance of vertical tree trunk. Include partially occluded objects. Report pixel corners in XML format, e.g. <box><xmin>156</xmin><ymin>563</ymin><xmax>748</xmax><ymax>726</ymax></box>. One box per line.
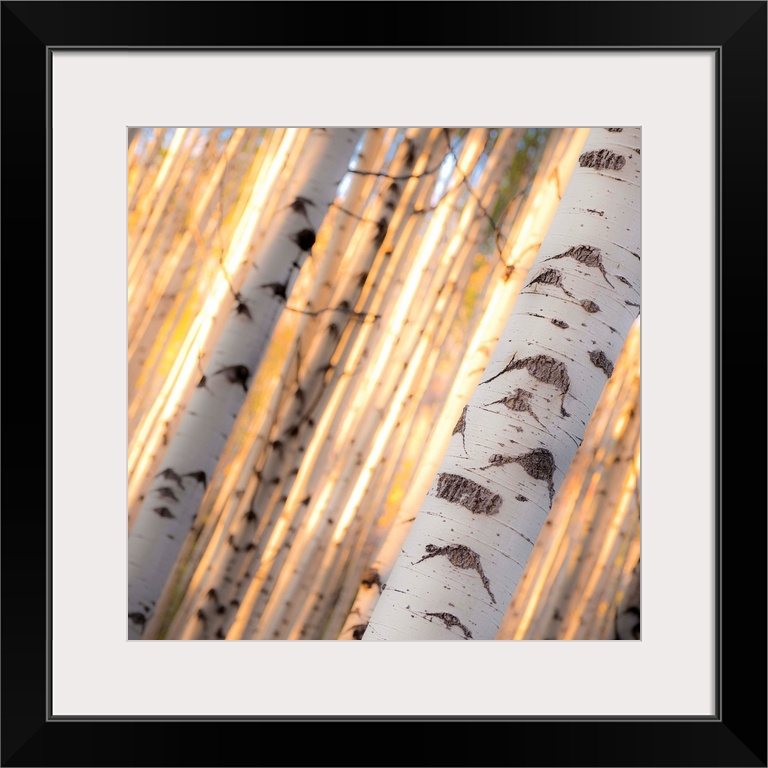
<box><xmin>496</xmin><ymin>319</ymin><xmax>640</xmax><ymax>639</ymax></box>
<box><xmin>128</xmin><ymin>128</ymin><xmax>363</xmax><ymax>638</ymax></box>
<box><xmin>363</xmin><ymin>127</ymin><xmax>640</xmax><ymax>641</ymax></box>
<box><xmin>338</xmin><ymin>128</ymin><xmax>591</xmax><ymax>640</ymax></box>
<box><xmin>127</xmin><ymin>129</ymin><xmax>304</xmax><ymax>524</ymax></box>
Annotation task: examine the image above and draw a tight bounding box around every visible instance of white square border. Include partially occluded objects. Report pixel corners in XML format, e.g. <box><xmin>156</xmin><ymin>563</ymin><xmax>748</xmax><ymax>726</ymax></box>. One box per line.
<box><xmin>52</xmin><ymin>50</ymin><xmax>716</xmax><ymax>717</ymax></box>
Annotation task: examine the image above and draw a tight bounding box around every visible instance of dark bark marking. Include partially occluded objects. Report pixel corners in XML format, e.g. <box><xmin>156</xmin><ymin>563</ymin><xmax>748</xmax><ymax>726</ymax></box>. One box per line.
<box><xmin>579</xmin><ymin>149</ymin><xmax>626</xmax><ymax>171</ymax></box>
<box><xmin>435</xmin><ymin>473</ymin><xmax>502</xmax><ymax>515</ymax></box>
<box><xmin>214</xmin><ymin>365</ymin><xmax>250</xmax><ymax>392</ymax></box>
<box><xmin>155</xmin><ymin>486</ymin><xmax>179</xmax><ymax>502</ymax></box>
<box><xmin>606</xmin><ymin>127</ymin><xmax>624</xmax><ymax>132</ymax></box>
<box><xmin>235</xmin><ymin>301</ymin><xmax>252</xmax><ymax>320</ymax></box>
<box><xmin>615</xmin><ymin>605</ymin><xmax>641</xmax><ymax>640</ymax></box>
<box><xmin>361</xmin><ymin>569</ymin><xmax>382</xmax><ymax>593</ymax></box>
<box><xmin>482</xmin><ymin>354</ymin><xmax>571</xmax><ymax>418</ymax></box>
<box><xmin>156</xmin><ymin>468</ymin><xmax>185</xmax><ymax>490</ymax></box>
<box><xmin>589</xmin><ymin>350</ymin><xmax>614</xmax><ymax>378</ymax></box>
<box><xmin>243</xmin><ymin>509</ymin><xmax>258</xmax><ymax>523</ymax></box>
<box><xmin>551</xmin><ymin>319</ymin><xmax>569</xmax><ymax>329</ymax></box>
<box><xmin>486</xmin><ymin>388</ymin><xmax>547</xmax><ymax>431</ymax></box>
<box><xmin>128</xmin><ymin>612</ymin><xmax>146</xmax><ymax>629</ymax></box>
<box><xmin>349</xmin><ymin>623</ymin><xmax>368</xmax><ymax>640</ymax></box>
<box><xmin>292</xmin><ymin>228</ymin><xmax>316</xmax><ymax>253</ymax></box>
<box><xmin>405</xmin><ymin>137</ymin><xmax>417</xmax><ymax>166</ymax></box>
<box><xmin>482</xmin><ymin>448</ymin><xmax>556</xmax><ymax>505</ymax></box>
<box><xmin>625</xmin><ymin>300</ymin><xmax>640</xmax><ymax>308</ymax></box>
<box><xmin>587</xmin><ymin>208</ymin><xmax>605</xmax><ymax>216</ymax></box>
<box><xmin>153</xmin><ymin>506</ymin><xmax>175</xmax><ymax>519</ymax></box>
<box><xmin>526</xmin><ymin>267</ymin><xmax>575</xmax><ymax>298</ymax></box>
<box><xmin>373</xmin><ymin>217</ymin><xmax>388</xmax><ymax>247</ymax></box>
<box><xmin>260</xmin><ymin>281</ymin><xmax>288</xmax><ymax>300</ymax></box>
<box><xmin>424</xmin><ymin>611</ymin><xmax>473</xmax><ymax>639</ymax></box>
<box><xmin>452</xmin><ymin>404</ymin><xmax>468</xmax><ymax>453</ymax></box>
<box><xmin>616</xmin><ymin>275</ymin><xmax>634</xmax><ymax>288</ymax></box>
<box><xmin>515</xmin><ymin>494</ymin><xmax>528</xmax><ymax>502</ymax></box>
<box><xmin>414</xmin><ymin>543</ymin><xmax>496</xmax><ymax>604</ymax></box>
<box><xmin>288</xmin><ymin>196</ymin><xmax>315</xmax><ymax>227</ymax></box>
<box><xmin>545</xmin><ymin>245</ymin><xmax>614</xmax><ymax>287</ymax></box>
<box><xmin>581</xmin><ymin>300</ymin><xmax>601</xmax><ymax>314</ymax></box>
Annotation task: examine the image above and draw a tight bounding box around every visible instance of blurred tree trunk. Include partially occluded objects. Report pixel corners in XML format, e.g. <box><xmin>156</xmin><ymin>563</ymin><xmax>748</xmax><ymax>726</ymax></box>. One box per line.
<box><xmin>128</xmin><ymin>128</ymin><xmax>363</xmax><ymax>637</ymax></box>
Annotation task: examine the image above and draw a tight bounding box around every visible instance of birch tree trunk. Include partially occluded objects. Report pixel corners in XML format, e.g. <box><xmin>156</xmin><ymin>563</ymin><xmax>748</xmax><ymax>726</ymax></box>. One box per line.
<box><xmin>127</xmin><ymin>129</ymin><xmax>304</xmax><ymax>524</ymax></box>
<box><xmin>338</xmin><ymin>128</ymin><xmax>591</xmax><ymax>639</ymax></box>
<box><xmin>363</xmin><ymin>127</ymin><xmax>640</xmax><ymax>641</ymax></box>
<box><xmin>128</xmin><ymin>128</ymin><xmax>363</xmax><ymax>638</ymax></box>
<box><xmin>178</xmin><ymin>129</ymin><xmax>439</xmax><ymax>640</ymax></box>
<box><xmin>497</xmin><ymin>318</ymin><xmax>640</xmax><ymax>639</ymax></box>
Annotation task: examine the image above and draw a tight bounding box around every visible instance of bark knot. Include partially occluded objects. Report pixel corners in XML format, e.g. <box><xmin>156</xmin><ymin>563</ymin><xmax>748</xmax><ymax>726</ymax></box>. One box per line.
<box><xmin>579</xmin><ymin>149</ymin><xmax>626</xmax><ymax>171</ymax></box>
<box><xmin>435</xmin><ymin>473</ymin><xmax>502</xmax><ymax>515</ymax></box>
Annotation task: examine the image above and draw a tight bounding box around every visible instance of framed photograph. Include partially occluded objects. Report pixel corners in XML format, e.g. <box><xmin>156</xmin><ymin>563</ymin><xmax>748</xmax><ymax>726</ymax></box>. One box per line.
<box><xmin>4</xmin><ymin>1</ymin><xmax>764</xmax><ymax>765</ymax></box>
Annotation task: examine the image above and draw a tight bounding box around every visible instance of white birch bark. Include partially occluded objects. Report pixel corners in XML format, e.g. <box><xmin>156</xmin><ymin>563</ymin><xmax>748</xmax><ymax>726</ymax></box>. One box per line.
<box><xmin>128</xmin><ymin>128</ymin><xmax>363</xmax><ymax>638</ymax></box>
<box><xmin>181</xmin><ymin>129</ymin><xmax>432</xmax><ymax>639</ymax></box>
<box><xmin>126</xmin><ymin>129</ymin><xmax>306</xmax><ymax>524</ymax></box>
<box><xmin>496</xmin><ymin>319</ymin><xmax>640</xmax><ymax>639</ymax></box>
<box><xmin>242</xmin><ymin>132</ymin><xmax>488</xmax><ymax>639</ymax></box>
<box><xmin>205</xmin><ymin>131</ymin><xmax>449</xmax><ymax>638</ymax></box>
<box><xmin>134</xmin><ymin>129</ymin><xmax>386</xmax><ymax>638</ymax></box>
<box><xmin>363</xmin><ymin>127</ymin><xmax>640</xmax><ymax>641</ymax></box>
<box><xmin>338</xmin><ymin>128</ymin><xmax>589</xmax><ymax>639</ymax></box>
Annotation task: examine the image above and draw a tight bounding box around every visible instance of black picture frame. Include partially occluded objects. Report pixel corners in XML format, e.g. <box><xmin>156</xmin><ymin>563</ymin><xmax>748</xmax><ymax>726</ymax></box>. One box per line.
<box><xmin>3</xmin><ymin>2</ymin><xmax>765</xmax><ymax>766</ymax></box>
